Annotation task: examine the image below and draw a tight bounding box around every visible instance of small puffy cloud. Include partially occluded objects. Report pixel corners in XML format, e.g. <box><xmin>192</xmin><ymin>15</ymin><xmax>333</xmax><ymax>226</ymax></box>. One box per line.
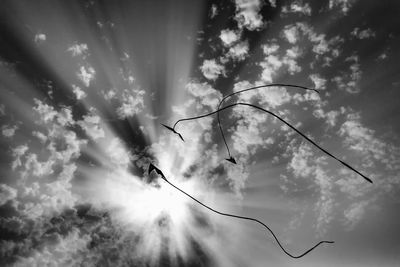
<box><xmin>262</xmin><ymin>43</ymin><xmax>279</xmax><ymax>55</ymax></box>
<box><xmin>260</xmin><ymin>86</ymin><xmax>291</xmax><ymax>108</ymax></box>
<box><xmin>332</xmin><ymin>55</ymin><xmax>361</xmax><ymax>94</ymax></box>
<box><xmin>77</xmin><ymin>65</ymin><xmax>95</xmax><ymax>87</ymax></box>
<box><xmin>200</xmin><ymin>59</ymin><xmax>225</xmax><ymax>81</ymax></box>
<box><xmin>351</xmin><ymin>28</ymin><xmax>376</xmax><ymax>39</ymax></box>
<box><xmin>313</xmin><ymin>108</ymin><xmax>339</xmax><ymax>127</ymax></box>
<box><xmin>67</xmin><ymin>43</ymin><xmax>89</xmax><ymax>57</ymax></box>
<box><xmin>289</xmin><ymin>143</ymin><xmax>314</xmax><ymax>178</ymax></box>
<box><xmin>116</xmin><ymin>89</ymin><xmax>145</xmax><ymax>119</ymax></box>
<box><xmin>268</xmin><ymin>0</ymin><xmax>276</xmax><ymax>7</ymax></box>
<box><xmin>210</xmin><ymin>4</ymin><xmax>218</xmax><ymax>18</ymax></box>
<box><xmin>34</xmin><ymin>33</ymin><xmax>46</xmax><ymax>44</ymax></box>
<box><xmin>338</xmin><ymin>113</ymin><xmax>385</xmax><ymax>163</ymax></box>
<box><xmin>283</xmin><ymin>46</ymin><xmax>302</xmax><ymax>74</ymax></box>
<box><xmin>343</xmin><ymin>200</ymin><xmax>369</xmax><ymax>230</ymax></box>
<box><xmin>0</xmin><ymin>184</ymin><xmax>17</xmax><ymax>206</ymax></box>
<box><xmin>234</xmin><ymin>0</ymin><xmax>264</xmax><ymax>31</ymax></box>
<box><xmin>2</xmin><ymin>124</ymin><xmax>18</xmax><ymax>137</ymax></box>
<box><xmin>72</xmin><ymin>85</ymin><xmax>87</xmax><ymax>100</ymax></box>
<box><xmin>220</xmin><ymin>29</ymin><xmax>240</xmax><ymax>47</ymax></box>
<box><xmin>282</xmin><ymin>1</ymin><xmax>312</xmax><ymax>16</ymax></box>
<box><xmin>56</xmin><ymin>107</ymin><xmax>74</xmax><ymax>126</ymax></box>
<box><xmin>186</xmin><ymin>81</ymin><xmax>222</xmax><ymax>109</ymax></box>
<box><xmin>309</xmin><ymin>74</ymin><xmax>327</xmax><ymax>90</ymax></box>
<box><xmin>329</xmin><ymin>0</ymin><xmax>355</xmax><ymax>15</ymax></box>
<box><xmin>259</xmin><ymin>43</ymin><xmax>302</xmax><ymax>82</ymax></box>
<box><xmin>102</xmin><ymin>89</ymin><xmax>117</xmax><ymax>101</ymax></box>
<box><xmin>107</xmin><ymin>138</ymin><xmax>131</xmax><ymax>168</ymax></box>
<box><xmin>77</xmin><ymin>114</ymin><xmax>105</xmax><ymax>140</ymax></box>
<box><xmin>33</xmin><ymin>99</ymin><xmax>58</xmax><ymax>123</ymax></box>
<box><xmin>32</xmin><ymin>131</ymin><xmax>47</xmax><ymax>143</ymax></box>
<box><xmin>227</xmin><ymin>41</ymin><xmax>249</xmax><ymax>61</ymax></box>
<box><xmin>283</xmin><ymin>24</ymin><xmax>300</xmax><ymax>44</ymax></box>
<box><xmin>33</xmin><ymin>99</ymin><xmax>74</xmax><ymax>126</ymax></box>
<box><xmin>11</xmin><ymin>144</ymin><xmax>29</xmax><ymax>170</ymax></box>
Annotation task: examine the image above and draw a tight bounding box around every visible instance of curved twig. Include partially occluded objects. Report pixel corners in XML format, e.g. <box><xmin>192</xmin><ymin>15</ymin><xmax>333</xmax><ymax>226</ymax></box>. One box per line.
<box><xmin>169</xmin><ymin>102</ymin><xmax>372</xmax><ymax>183</ymax></box>
<box><xmin>158</xmin><ymin>170</ymin><xmax>334</xmax><ymax>258</ymax></box>
<box><xmin>215</xmin><ymin>84</ymin><xmax>319</xmax><ymax>158</ymax></box>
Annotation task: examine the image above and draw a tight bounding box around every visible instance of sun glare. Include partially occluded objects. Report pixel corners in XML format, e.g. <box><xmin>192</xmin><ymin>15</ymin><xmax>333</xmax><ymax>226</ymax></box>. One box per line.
<box><xmin>139</xmin><ymin>179</ymin><xmax>190</xmax><ymax>223</ymax></box>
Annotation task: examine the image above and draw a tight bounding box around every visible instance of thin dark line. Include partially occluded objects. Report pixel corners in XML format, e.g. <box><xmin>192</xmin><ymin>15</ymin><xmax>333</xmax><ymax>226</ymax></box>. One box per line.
<box><xmin>170</xmin><ymin>102</ymin><xmax>372</xmax><ymax>183</ymax></box>
<box><xmin>160</xmin><ymin>173</ymin><xmax>334</xmax><ymax>258</ymax></box>
<box><xmin>216</xmin><ymin>84</ymin><xmax>319</xmax><ymax>159</ymax></box>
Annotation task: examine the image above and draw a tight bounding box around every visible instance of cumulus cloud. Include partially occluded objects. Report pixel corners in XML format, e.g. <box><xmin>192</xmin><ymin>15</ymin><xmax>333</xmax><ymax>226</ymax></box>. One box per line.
<box><xmin>200</xmin><ymin>59</ymin><xmax>225</xmax><ymax>81</ymax></box>
<box><xmin>282</xmin><ymin>1</ymin><xmax>312</xmax><ymax>16</ymax></box>
<box><xmin>186</xmin><ymin>81</ymin><xmax>222</xmax><ymax>110</ymax></box>
<box><xmin>227</xmin><ymin>41</ymin><xmax>249</xmax><ymax>61</ymax></box>
<box><xmin>77</xmin><ymin>114</ymin><xmax>105</xmax><ymax>140</ymax></box>
<box><xmin>77</xmin><ymin>65</ymin><xmax>96</xmax><ymax>87</ymax></box>
<box><xmin>72</xmin><ymin>84</ymin><xmax>87</xmax><ymax>100</ymax></box>
<box><xmin>0</xmin><ymin>184</ymin><xmax>17</xmax><ymax>206</ymax></box>
<box><xmin>351</xmin><ymin>27</ymin><xmax>376</xmax><ymax>39</ymax></box>
<box><xmin>343</xmin><ymin>200</ymin><xmax>369</xmax><ymax>230</ymax></box>
<box><xmin>259</xmin><ymin>42</ymin><xmax>302</xmax><ymax>82</ymax></box>
<box><xmin>210</xmin><ymin>4</ymin><xmax>218</xmax><ymax>18</ymax></box>
<box><xmin>329</xmin><ymin>0</ymin><xmax>355</xmax><ymax>15</ymax></box>
<box><xmin>34</xmin><ymin>33</ymin><xmax>46</xmax><ymax>44</ymax></box>
<box><xmin>220</xmin><ymin>29</ymin><xmax>240</xmax><ymax>47</ymax></box>
<box><xmin>2</xmin><ymin>124</ymin><xmax>18</xmax><ymax>137</ymax></box>
<box><xmin>116</xmin><ymin>89</ymin><xmax>145</xmax><ymax>118</ymax></box>
<box><xmin>67</xmin><ymin>43</ymin><xmax>89</xmax><ymax>57</ymax></box>
<box><xmin>283</xmin><ymin>25</ymin><xmax>300</xmax><ymax>44</ymax></box>
<box><xmin>309</xmin><ymin>74</ymin><xmax>327</xmax><ymax>90</ymax></box>
<box><xmin>332</xmin><ymin>55</ymin><xmax>361</xmax><ymax>94</ymax></box>
<box><xmin>288</xmin><ymin>143</ymin><xmax>335</xmax><ymax>235</ymax></box>
<box><xmin>234</xmin><ymin>0</ymin><xmax>265</xmax><ymax>31</ymax></box>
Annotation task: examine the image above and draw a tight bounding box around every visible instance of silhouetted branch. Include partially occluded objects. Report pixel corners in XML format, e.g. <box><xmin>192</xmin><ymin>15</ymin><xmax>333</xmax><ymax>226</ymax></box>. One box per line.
<box><xmin>148</xmin><ymin>163</ymin><xmax>334</xmax><ymax>259</ymax></box>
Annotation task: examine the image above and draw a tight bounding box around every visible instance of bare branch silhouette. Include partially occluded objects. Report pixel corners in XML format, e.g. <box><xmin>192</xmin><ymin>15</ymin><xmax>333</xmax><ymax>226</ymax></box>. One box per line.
<box><xmin>165</xmin><ymin>102</ymin><xmax>372</xmax><ymax>183</ymax></box>
<box><xmin>149</xmin><ymin>163</ymin><xmax>334</xmax><ymax>259</ymax></box>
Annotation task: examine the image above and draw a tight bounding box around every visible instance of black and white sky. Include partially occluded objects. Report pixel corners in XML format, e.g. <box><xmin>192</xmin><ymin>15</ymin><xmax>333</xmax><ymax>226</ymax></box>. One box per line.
<box><xmin>1</xmin><ymin>0</ymin><xmax>400</xmax><ymax>266</ymax></box>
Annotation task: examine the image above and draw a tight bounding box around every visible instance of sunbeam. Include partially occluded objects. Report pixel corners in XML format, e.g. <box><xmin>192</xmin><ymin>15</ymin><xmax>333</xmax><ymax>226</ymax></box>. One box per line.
<box><xmin>1</xmin><ymin>1</ymin><xmax>400</xmax><ymax>267</ymax></box>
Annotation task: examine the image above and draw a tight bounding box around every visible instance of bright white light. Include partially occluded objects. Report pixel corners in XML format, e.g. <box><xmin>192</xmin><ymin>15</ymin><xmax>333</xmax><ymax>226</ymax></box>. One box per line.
<box><xmin>137</xmin><ymin>180</ymin><xmax>189</xmax><ymax>223</ymax></box>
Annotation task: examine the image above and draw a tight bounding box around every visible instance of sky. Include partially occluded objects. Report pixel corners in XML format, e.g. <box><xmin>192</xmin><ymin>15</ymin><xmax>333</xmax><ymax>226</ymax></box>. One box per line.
<box><xmin>0</xmin><ymin>0</ymin><xmax>400</xmax><ymax>266</ymax></box>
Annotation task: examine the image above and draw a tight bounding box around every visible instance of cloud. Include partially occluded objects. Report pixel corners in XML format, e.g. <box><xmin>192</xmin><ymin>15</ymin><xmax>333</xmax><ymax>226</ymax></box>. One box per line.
<box><xmin>0</xmin><ymin>184</ymin><xmax>17</xmax><ymax>206</ymax></box>
<box><xmin>77</xmin><ymin>65</ymin><xmax>96</xmax><ymax>87</ymax></box>
<box><xmin>11</xmin><ymin>145</ymin><xmax>29</xmax><ymax>170</ymax></box>
<box><xmin>309</xmin><ymin>74</ymin><xmax>327</xmax><ymax>90</ymax></box>
<box><xmin>67</xmin><ymin>43</ymin><xmax>89</xmax><ymax>57</ymax></box>
<box><xmin>283</xmin><ymin>25</ymin><xmax>300</xmax><ymax>44</ymax></box>
<box><xmin>329</xmin><ymin>0</ymin><xmax>356</xmax><ymax>15</ymax></box>
<box><xmin>234</xmin><ymin>0</ymin><xmax>265</xmax><ymax>31</ymax></box>
<box><xmin>313</xmin><ymin>108</ymin><xmax>340</xmax><ymax>127</ymax></box>
<box><xmin>77</xmin><ymin>114</ymin><xmax>105</xmax><ymax>140</ymax></box>
<box><xmin>282</xmin><ymin>1</ymin><xmax>312</xmax><ymax>16</ymax></box>
<box><xmin>332</xmin><ymin>55</ymin><xmax>362</xmax><ymax>94</ymax></box>
<box><xmin>220</xmin><ymin>29</ymin><xmax>240</xmax><ymax>47</ymax></box>
<box><xmin>338</xmin><ymin>112</ymin><xmax>386</xmax><ymax>165</ymax></box>
<box><xmin>72</xmin><ymin>84</ymin><xmax>87</xmax><ymax>100</ymax></box>
<box><xmin>2</xmin><ymin>124</ymin><xmax>18</xmax><ymax>137</ymax></box>
<box><xmin>33</xmin><ymin>99</ymin><xmax>58</xmax><ymax>123</ymax></box>
<box><xmin>34</xmin><ymin>33</ymin><xmax>46</xmax><ymax>44</ymax></box>
<box><xmin>227</xmin><ymin>41</ymin><xmax>249</xmax><ymax>61</ymax></box>
<box><xmin>259</xmin><ymin>42</ymin><xmax>302</xmax><ymax>82</ymax></box>
<box><xmin>351</xmin><ymin>27</ymin><xmax>376</xmax><ymax>39</ymax></box>
<box><xmin>210</xmin><ymin>4</ymin><xmax>218</xmax><ymax>19</ymax></box>
<box><xmin>343</xmin><ymin>200</ymin><xmax>369</xmax><ymax>230</ymax></box>
<box><xmin>186</xmin><ymin>81</ymin><xmax>222</xmax><ymax>110</ymax></box>
<box><xmin>200</xmin><ymin>59</ymin><xmax>225</xmax><ymax>81</ymax></box>
<box><xmin>116</xmin><ymin>89</ymin><xmax>145</xmax><ymax>118</ymax></box>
